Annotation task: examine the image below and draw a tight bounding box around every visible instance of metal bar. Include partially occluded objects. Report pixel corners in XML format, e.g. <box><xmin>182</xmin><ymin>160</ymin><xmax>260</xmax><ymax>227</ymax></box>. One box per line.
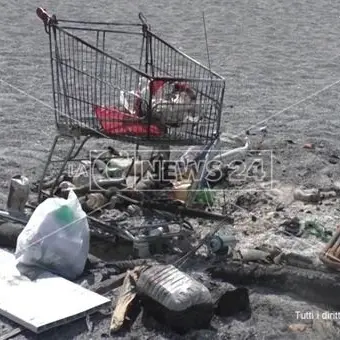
<box><xmin>57</xmin><ymin>27</ymin><xmax>143</xmax><ymax>35</ymax></box>
<box><xmin>52</xmin><ymin>25</ymin><xmax>151</xmax><ymax>78</ymax></box>
<box><xmin>56</xmin><ymin>20</ymin><xmax>143</xmax><ymax>26</ymax></box>
<box><xmin>146</xmin><ymin>31</ymin><xmax>224</xmax><ymax>80</ymax></box>
<box><xmin>0</xmin><ymin>210</ymin><xmax>29</xmax><ymax>225</ymax></box>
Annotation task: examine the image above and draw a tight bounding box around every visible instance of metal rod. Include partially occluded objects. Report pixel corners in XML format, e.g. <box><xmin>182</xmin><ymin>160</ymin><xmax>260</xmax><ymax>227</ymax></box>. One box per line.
<box><xmin>202</xmin><ymin>11</ymin><xmax>212</xmax><ymax>74</ymax></box>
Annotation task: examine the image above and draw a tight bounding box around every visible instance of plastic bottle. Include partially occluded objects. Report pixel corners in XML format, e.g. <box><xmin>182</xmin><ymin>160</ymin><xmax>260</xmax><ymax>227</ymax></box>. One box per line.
<box><xmin>136</xmin><ymin>264</ymin><xmax>213</xmax><ymax>333</ymax></box>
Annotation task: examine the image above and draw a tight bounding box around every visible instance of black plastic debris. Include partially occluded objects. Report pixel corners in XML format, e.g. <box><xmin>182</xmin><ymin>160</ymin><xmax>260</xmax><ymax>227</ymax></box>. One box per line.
<box><xmin>214</xmin><ymin>287</ymin><xmax>251</xmax><ymax>319</ymax></box>
<box><xmin>280</xmin><ymin>217</ymin><xmax>303</xmax><ymax>237</ymax></box>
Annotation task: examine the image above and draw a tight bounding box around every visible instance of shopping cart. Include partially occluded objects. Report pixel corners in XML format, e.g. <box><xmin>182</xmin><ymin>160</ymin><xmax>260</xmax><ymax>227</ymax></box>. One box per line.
<box><xmin>35</xmin><ymin>8</ymin><xmax>229</xmax><ymax>222</ymax></box>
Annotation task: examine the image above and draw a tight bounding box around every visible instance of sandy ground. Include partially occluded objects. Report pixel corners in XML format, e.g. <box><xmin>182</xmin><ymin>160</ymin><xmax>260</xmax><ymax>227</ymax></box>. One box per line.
<box><xmin>1</xmin><ymin>0</ymin><xmax>340</xmax><ymax>339</ymax></box>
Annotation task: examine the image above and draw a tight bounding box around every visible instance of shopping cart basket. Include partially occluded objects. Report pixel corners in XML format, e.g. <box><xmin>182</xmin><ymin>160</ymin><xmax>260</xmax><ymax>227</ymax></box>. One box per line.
<box><xmin>35</xmin><ymin>8</ymin><xmax>228</xmax><ymax>217</ymax></box>
<box><xmin>36</xmin><ymin>8</ymin><xmax>225</xmax><ymax>146</ymax></box>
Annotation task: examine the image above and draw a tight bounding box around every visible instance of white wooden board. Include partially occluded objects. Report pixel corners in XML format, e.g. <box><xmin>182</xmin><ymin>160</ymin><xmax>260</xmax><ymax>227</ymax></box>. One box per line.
<box><xmin>0</xmin><ymin>249</ymin><xmax>110</xmax><ymax>333</ymax></box>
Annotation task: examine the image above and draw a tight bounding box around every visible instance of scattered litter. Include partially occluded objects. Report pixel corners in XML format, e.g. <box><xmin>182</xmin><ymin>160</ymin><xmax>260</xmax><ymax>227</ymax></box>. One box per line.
<box><xmin>320</xmin><ymin>226</ymin><xmax>340</xmax><ymax>270</ymax></box>
<box><xmin>110</xmin><ymin>267</ymin><xmax>141</xmax><ymax>334</ymax></box>
<box><xmin>137</xmin><ymin>264</ymin><xmax>213</xmax><ymax>333</ymax></box>
<box><xmin>233</xmin><ymin>248</ymin><xmax>272</xmax><ymax>263</ymax></box>
<box><xmin>288</xmin><ymin>323</ymin><xmax>308</xmax><ymax>332</ymax></box>
<box><xmin>6</xmin><ymin>175</ymin><xmax>30</xmax><ymax>215</ymax></box>
<box><xmin>280</xmin><ymin>217</ymin><xmax>303</xmax><ymax>237</ymax></box>
<box><xmin>0</xmin><ymin>327</ymin><xmax>22</xmax><ymax>340</ymax></box>
<box><xmin>304</xmin><ymin>220</ymin><xmax>332</xmax><ymax>243</ymax></box>
<box><xmin>209</xmin><ymin>234</ymin><xmax>238</xmax><ymax>255</ymax></box>
<box><xmin>293</xmin><ymin>188</ymin><xmax>320</xmax><ymax>203</ymax></box>
<box><xmin>0</xmin><ymin>249</ymin><xmax>110</xmax><ymax>333</ymax></box>
<box><xmin>86</xmin><ymin>314</ymin><xmax>93</xmax><ymax>333</ymax></box>
<box><xmin>15</xmin><ymin>190</ymin><xmax>90</xmax><ymax>280</ymax></box>
<box><xmin>303</xmin><ymin>143</ymin><xmax>314</xmax><ymax>149</ymax></box>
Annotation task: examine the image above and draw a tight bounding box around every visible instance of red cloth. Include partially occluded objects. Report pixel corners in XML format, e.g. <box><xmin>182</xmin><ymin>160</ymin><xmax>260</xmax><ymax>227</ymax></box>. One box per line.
<box><xmin>95</xmin><ymin>106</ymin><xmax>162</xmax><ymax>137</ymax></box>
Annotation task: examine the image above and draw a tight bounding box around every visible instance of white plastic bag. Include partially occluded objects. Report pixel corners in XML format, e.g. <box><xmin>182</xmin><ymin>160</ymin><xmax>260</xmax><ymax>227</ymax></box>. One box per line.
<box><xmin>15</xmin><ymin>190</ymin><xmax>90</xmax><ymax>280</ymax></box>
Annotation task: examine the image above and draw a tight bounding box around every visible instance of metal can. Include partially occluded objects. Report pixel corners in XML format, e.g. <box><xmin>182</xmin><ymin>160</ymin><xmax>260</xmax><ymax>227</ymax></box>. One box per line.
<box><xmin>209</xmin><ymin>234</ymin><xmax>237</xmax><ymax>254</ymax></box>
<box><xmin>7</xmin><ymin>175</ymin><xmax>30</xmax><ymax>215</ymax></box>
<box><xmin>133</xmin><ymin>239</ymin><xmax>150</xmax><ymax>258</ymax></box>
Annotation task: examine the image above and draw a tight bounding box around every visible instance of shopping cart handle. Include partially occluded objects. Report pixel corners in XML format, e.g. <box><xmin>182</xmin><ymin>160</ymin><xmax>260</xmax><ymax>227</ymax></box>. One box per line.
<box><xmin>36</xmin><ymin>7</ymin><xmax>51</xmax><ymax>24</ymax></box>
<box><xmin>138</xmin><ymin>12</ymin><xmax>148</xmax><ymax>26</ymax></box>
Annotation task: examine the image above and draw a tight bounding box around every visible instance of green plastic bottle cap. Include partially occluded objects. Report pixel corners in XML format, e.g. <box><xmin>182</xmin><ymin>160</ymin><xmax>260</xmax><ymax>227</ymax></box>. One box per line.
<box><xmin>55</xmin><ymin>205</ymin><xmax>74</xmax><ymax>224</ymax></box>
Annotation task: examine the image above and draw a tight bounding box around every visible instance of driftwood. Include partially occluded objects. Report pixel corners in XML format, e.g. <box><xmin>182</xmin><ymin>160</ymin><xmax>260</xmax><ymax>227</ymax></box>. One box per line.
<box><xmin>208</xmin><ymin>261</ymin><xmax>340</xmax><ymax>309</ymax></box>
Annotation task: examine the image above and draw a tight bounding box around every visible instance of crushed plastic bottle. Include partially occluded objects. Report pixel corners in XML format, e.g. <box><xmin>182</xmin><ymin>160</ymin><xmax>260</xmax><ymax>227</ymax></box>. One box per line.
<box><xmin>136</xmin><ymin>264</ymin><xmax>213</xmax><ymax>333</ymax></box>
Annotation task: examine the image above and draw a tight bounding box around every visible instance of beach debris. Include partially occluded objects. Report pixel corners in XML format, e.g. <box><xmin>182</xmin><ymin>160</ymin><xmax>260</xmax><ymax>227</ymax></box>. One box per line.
<box><xmin>288</xmin><ymin>323</ymin><xmax>308</xmax><ymax>332</ymax></box>
<box><xmin>86</xmin><ymin>314</ymin><xmax>93</xmax><ymax>333</ymax></box>
<box><xmin>93</xmin><ymin>273</ymin><xmax>127</xmax><ymax>295</ymax></box>
<box><xmin>293</xmin><ymin>188</ymin><xmax>320</xmax><ymax>203</ymax></box>
<box><xmin>0</xmin><ymin>327</ymin><xmax>23</xmax><ymax>340</ymax></box>
<box><xmin>320</xmin><ymin>190</ymin><xmax>337</xmax><ymax>200</ymax></box>
<box><xmin>304</xmin><ymin>220</ymin><xmax>332</xmax><ymax>242</ymax></box>
<box><xmin>0</xmin><ymin>249</ymin><xmax>109</xmax><ymax>333</ymax></box>
<box><xmin>15</xmin><ymin>190</ymin><xmax>90</xmax><ymax>280</ymax></box>
<box><xmin>209</xmin><ymin>234</ymin><xmax>238</xmax><ymax>255</ymax></box>
<box><xmin>320</xmin><ymin>226</ymin><xmax>340</xmax><ymax>271</ymax></box>
<box><xmin>72</xmin><ymin>173</ymin><xmax>89</xmax><ymax>187</ymax></box>
<box><xmin>137</xmin><ymin>264</ymin><xmax>213</xmax><ymax>333</ymax></box>
<box><xmin>233</xmin><ymin>248</ymin><xmax>272</xmax><ymax>264</ymax></box>
<box><xmin>303</xmin><ymin>143</ymin><xmax>314</xmax><ymax>149</ymax></box>
<box><xmin>133</xmin><ymin>239</ymin><xmax>151</xmax><ymax>258</ymax></box>
<box><xmin>84</xmin><ymin>193</ymin><xmax>108</xmax><ymax>212</ymax></box>
<box><xmin>214</xmin><ymin>287</ymin><xmax>250</xmax><ymax>318</ymax></box>
<box><xmin>109</xmin><ymin>267</ymin><xmax>141</xmax><ymax>334</ymax></box>
<box><xmin>278</xmin><ymin>252</ymin><xmax>316</xmax><ymax>269</ymax></box>
<box><xmin>55</xmin><ymin>181</ymin><xmax>76</xmax><ymax>197</ymax></box>
<box><xmin>280</xmin><ymin>217</ymin><xmax>303</xmax><ymax>237</ymax></box>
<box><xmin>6</xmin><ymin>175</ymin><xmax>30</xmax><ymax>215</ymax></box>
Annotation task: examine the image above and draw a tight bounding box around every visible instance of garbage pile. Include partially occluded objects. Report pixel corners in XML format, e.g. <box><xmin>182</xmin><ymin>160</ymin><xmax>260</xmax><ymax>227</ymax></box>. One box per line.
<box><xmin>3</xmin><ymin>138</ymin><xmax>340</xmax><ymax>338</ymax></box>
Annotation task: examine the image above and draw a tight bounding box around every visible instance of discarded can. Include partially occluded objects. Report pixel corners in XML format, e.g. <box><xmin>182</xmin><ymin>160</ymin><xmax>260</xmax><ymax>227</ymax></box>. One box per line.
<box><xmin>133</xmin><ymin>239</ymin><xmax>150</xmax><ymax>258</ymax></box>
<box><xmin>7</xmin><ymin>175</ymin><xmax>30</xmax><ymax>215</ymax></box>
<box><xmin>209</xmin><ymin>234</ymin><xmax>237</xmax><ymax>254</ymax></box>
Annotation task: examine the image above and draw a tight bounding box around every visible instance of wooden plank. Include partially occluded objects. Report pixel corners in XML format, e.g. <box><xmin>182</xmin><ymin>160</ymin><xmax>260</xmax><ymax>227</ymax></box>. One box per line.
<box><xmin>0</xmin><ymin>249</ymin><xmax>110</xmax><ymax>333</ymax></box>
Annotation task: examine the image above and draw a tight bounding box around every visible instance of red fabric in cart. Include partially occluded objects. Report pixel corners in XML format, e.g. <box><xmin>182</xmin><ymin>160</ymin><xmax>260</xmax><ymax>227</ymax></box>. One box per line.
<box><xmin>95</xmin><ymin>106</ymin><xmax>163</xmax><ymax>137</ymax></box>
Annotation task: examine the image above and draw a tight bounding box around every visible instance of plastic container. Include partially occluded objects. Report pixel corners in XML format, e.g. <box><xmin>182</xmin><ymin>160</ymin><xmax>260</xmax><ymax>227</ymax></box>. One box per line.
<box><xmin>136</xmin><ymin>264</ymin><xmax>213</xmax><ymax>333</ymax></box>
<box><xmin>7</xmin><ymin>175</ymin><xmax>30</xmax><ymax>214</ymax></box>
<box><xmin>15</xmin><ymin>190</ymin><xmax>90</xmax><ymax>280</ymax></box>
